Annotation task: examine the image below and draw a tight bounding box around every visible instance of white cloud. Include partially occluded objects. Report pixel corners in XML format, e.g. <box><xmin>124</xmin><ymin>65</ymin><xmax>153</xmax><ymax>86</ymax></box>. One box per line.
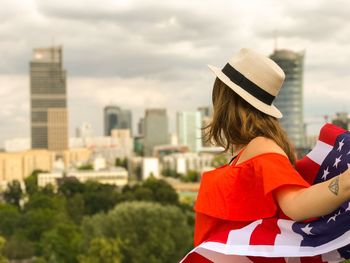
<box><xmin>0</xmin><ymin>0</ymin><xmax>349</xmax><ymax>146</ymax></box>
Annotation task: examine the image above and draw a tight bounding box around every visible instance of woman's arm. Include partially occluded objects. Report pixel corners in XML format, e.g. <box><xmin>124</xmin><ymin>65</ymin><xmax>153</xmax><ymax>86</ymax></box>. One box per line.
<box><xmin>275</xmin><ymin>170</ymin><xmax>350</xmax><ymax>221</ymax></box>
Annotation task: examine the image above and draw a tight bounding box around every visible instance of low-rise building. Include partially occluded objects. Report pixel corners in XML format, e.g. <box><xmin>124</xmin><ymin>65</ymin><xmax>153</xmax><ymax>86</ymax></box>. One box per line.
<box><xmin>38</xmin><ymin>167</ymin><xmax>128</xmax><ymax>189</ymax></box>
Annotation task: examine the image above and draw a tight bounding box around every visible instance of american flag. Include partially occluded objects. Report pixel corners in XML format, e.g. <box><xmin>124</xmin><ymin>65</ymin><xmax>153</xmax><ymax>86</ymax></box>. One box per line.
<box><xmin>181</xmin><ymin>123</ymin><xmax>350</xmax><ymax>263</ymax></box>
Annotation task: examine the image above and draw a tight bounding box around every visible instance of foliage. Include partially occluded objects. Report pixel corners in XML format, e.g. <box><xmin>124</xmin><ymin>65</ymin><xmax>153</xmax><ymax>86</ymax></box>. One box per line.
<box><xmin>211</xmin><ymin>154</ymin><xmax>229</xmax><ymax>167</ymax></box>
<box><xmin>121</xmin><ymin>177</ymin><xmax>179</xmax><ymax>206</ymax></box>
<box><xmin>0</xmin><ymin>236</ymin><xmax>8</xmax><ymax>263</ymax></box>
<box><xmin>82</xmin><ymin>201</ymin><xmax>192</xmax><ymax>263</ymax></box>
<box><xmin>77</xmin><ymin>164</ymin><xmax>94</xmax><ymax>171</ymax></box>
<box><xmin>0</xmin><ymin>177</ymin><xmax>193</xmax><ymax>262</ymax></box>
<box><xmin>4</xmin><ymin>234</ymin><xmax>34</xmax><ymax>260</ymax></box>
<box><xmin>3</xmin><ymin>180</ymin><xmax>23</xmax><ymax>208</ymax></box>
<box><xmin>39</xmin><ymin>223</ymin><xmax>81</xmax><ymax>263</ymax></box>
<box><xmin>0</xmin><ymin>204</ymin><xmax>21</xmax><ymax>238</ymax></box>
<box><xmin>78</xmin><ymin>238</ymin><xmax>122</xmax><ymax>263</ymax></box>
<box><xmin>180</xmin><ymin>170</ymin><xmax>200</xmax><ymax>182</ymax></box>
<box><xmin>24</xmin><ymin>170</ymin><xmax>44</xmax><ymax>196</ymax></box>
<box><xmin>115</xmin><ymin>158</ymin><xmax>127</xmax><ymax>169</ymax></box>
<box><xmin>161</xmin><ymin>168</ymin><xmax>180</xmax><ymax>178</ymax></box>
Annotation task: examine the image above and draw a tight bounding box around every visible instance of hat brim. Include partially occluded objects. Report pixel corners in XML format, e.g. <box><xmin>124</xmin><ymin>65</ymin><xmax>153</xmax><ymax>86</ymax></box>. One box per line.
<box><xmin>208</xmin><ymin>65</ymin><xmax>283</xmax><ymax>119</ymax></box>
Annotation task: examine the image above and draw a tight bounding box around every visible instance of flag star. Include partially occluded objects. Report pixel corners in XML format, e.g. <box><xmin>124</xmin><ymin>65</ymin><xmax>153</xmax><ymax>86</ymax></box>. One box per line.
<box><xmin>327</xmin><ymin>210</ymin><xmax>341</xmax><ymax>223</ymax></box>
<box><xmin>321</xmin><ymin>167</ymin><xmax>330</xmax><ymax>180</ymax></box>
<box><xmin>346</xmin><ymin>203</ymin><xmax>350</xmax><ymax>212</ymax></box>
<box><xmin>301</xmin><ymin>224</ymin><xmax>314</xmax><ymax>235</ymax></box>
<box><xmin>333</xmin><ymin>155</ymin><xmax>342</xmax><ymax>168</ymax></box>
<box><xmin>337</xmin><ymin>139</ymin><xmax>345</xmax><ymax>152</ymax></box>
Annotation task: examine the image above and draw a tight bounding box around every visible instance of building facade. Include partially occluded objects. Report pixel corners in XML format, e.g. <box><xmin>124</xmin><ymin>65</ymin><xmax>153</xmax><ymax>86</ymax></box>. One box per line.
<box><xmin>177</xmin><ymin>111</ymin><xmax>202</xmax><ymax>152</ymax></box>
<box><xmin>143</xmin><ymin>109</ymin><xmax>168</xmax><ymax>156</ymax></box>
<box><xmin>270</xmin><ymin>49</ymin><xmax>306</xmax><ymax>148</ymax></box>
<box><xmin>104</xmin><ymin>106</ymin><xmax>132</xmax><ymax>136</ymax></box>
<box><xmin>30</xmin><ymin>46</ymin><xmax>68</xmax><ymax>151</ymax></box>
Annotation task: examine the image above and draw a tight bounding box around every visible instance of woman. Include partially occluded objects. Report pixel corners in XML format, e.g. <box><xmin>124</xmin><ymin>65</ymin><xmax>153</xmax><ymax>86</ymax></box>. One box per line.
<box><xmin>194</xmin><ymin>48</ymin><xmax>350</xmax><ymax>249</ymax></box>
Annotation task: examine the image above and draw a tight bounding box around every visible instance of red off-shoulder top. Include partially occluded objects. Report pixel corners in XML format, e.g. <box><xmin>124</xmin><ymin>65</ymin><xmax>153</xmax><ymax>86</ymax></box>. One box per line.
<box><xmin>194</xmin><ymin>151</ymin><xmax>310</xmax><ymax>246</ymax></box>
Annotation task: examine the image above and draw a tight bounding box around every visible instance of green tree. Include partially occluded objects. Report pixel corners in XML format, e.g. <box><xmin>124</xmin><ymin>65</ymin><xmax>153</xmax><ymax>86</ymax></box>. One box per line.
<box><xmin>82</xmin><ymin>181</ymin><xmax>120</xmax><ymax>215</ymax></box>
<box><xmin>142</xmin><ymin>178</ymin><xmax>179</xmax><ymax>205</ymax></box>
<box><xmin>181</xmin><ymin>170</ymin><xmax>199</xmax><ymax>182</ymax></box>
<box><xmin>78</xmin><ymin>164</ymin><xmax>94</xmax><ymax>171</ymax></box>
<box><xmin>211</xmin><ymin>154</ymin><xmax>228</xmax><ymax>167</ymax></box>
<box><xmin>4</xmin><ymin>234</ymin><xmax>34</xmax><ymax>260</ymax></box>
<box><xmin>78</xmin><ymin>238</ymin><xmax>122</xmax><ymax>263</ymax></box>
<box><xmin>115</xmin><ymin>158</ymin><xmax>127</xmax><ymax>169</ymax></box>
<box><xmin>0</xmin><ymin>236</ymin><xmax>8</xmax><ymax>263</ymax></box>
<box><xmin>3</xmin><ymin>180</ymin><xmax>23</xmax><ymax>208</ymax></box>
<box><xmin>162</xmin><ymin>168</ymin><xmax>179</xmax><ymax>178</ymax></box>
<box><xmin>0</xmin><ymin>204</ymin><xmax>21</xmax><ymax>238</ymax></box>
<box><xmin>82</xmin><ymin>201</ymin><xmax>192</xmax><ymax>263</ymax></box>
<box><xmin>40</xmin><ymin>223</ymin><xmax>81</xmax><ymax>263</ymax></box>
<box><xmin>24</xmin><ymin>169</ymin><xmax>44</xmax><ymax>196</ymax></box>
<box><xmin>67</xmin><ymin>193</ymin><xmax>85</xmax><ymax>224</ymax></box>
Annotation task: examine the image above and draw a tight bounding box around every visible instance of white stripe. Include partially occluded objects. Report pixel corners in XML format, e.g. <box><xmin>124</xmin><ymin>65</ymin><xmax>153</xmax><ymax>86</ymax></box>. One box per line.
<box><xmin>191</xmin><ymin>228</ymin><xmax>350</xmax><ymax>258</ymax></box>
<box><xmin>275</xmin><ymin>219</ymin><xmax>303</xmax><ymax>246</ymax></box>
<box><xmin>306</xmin><ymin>140</ymin><xmax>333</xmax><ymax>165</ymax></box>
<box><xmin>195</xmin><ymin>247</ymin><xmax>254</xmax><ymax>263</ymax></box>
<box><xmin>226</xmin><ymin>220</ymin><xmax>262</xmax><ymax>246</ymax></box>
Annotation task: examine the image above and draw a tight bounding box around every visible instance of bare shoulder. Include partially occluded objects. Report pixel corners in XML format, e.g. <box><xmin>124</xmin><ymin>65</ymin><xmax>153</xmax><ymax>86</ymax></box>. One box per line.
<box><xmin>237</xmin><ymin>136</ymin><xmax>287</xmax><ymax>164</ymax></box>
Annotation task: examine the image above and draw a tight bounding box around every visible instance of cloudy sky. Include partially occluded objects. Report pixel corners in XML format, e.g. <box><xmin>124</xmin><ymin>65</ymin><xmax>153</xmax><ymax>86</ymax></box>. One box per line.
<box><xmin>0</xmin><ymin>0</ymin><xmax>349</xmax><ymax>146</ymax></box>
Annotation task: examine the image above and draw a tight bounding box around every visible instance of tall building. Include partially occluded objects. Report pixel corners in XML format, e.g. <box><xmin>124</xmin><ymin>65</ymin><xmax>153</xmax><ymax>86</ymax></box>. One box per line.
<box><xmin>270</xmin><ymin>49</ymin><xmax>306</xmax><ymax>148</ymax></box>
<box><xmin>104</xmin><ymin>106</ymin><xmax>132</xmax><ymax>136</ymax></box>
<box><xmin>30</xmin><ymin>46</ymin><xmax>68</xmax><ymax>151</ymax></box>
<box><xmin>198</xmin><ymin>106</ymin><xmax>213</xmax><ymax>147</ymax></box>
<box><xmin>177</xmin><ymin>111</ymin><xmax>202</xmax><ymax>152</ymax></box>
<box><xmin>143</xmin><ymin>109</ymin><xmax>168</xmax><ymax>156</ymax></box>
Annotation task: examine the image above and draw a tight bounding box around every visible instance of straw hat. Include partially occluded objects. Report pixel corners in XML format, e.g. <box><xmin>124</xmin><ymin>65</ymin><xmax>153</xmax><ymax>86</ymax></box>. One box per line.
<box><xmin>208</xmin><ymin>48</ymin><xmax>285</xmax><ymax>118</ymax></box>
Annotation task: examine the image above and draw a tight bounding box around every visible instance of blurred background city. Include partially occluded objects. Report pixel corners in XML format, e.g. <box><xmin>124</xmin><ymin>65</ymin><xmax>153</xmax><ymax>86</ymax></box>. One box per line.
<box><xmin>0</xmin><ymin>0</ymin><xmax>350</xmax><ymax>262</ymax></box>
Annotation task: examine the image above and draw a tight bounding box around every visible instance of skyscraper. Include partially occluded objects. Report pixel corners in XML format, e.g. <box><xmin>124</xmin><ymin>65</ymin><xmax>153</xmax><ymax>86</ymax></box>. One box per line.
<box><xmin>177</xmin><ymin>111</ymin><xmax>202</xmax><ymax>152</ymax></box>
<box><xmin>30</xmin><ymin>46</ymin><xmax>68</xmax><ymax>151</ymax></box>
<box><xmin>198</xmin><ymin>106</ymin><xmax>213</xmax><ymax>147</ymax></box>
<box><xmin>104</xmin><ymin>106</ymin><xmax>132</xmax><ymax>136</ymax></box>
<box><xmin>270</xmin><ymin>49</ymin><xmax>306</xmax><ymax>148</ymax></box>
<box><xmin>143</xmin><ymin>109</ymin><xmax>168</xmax><ymax>156</ymax></box>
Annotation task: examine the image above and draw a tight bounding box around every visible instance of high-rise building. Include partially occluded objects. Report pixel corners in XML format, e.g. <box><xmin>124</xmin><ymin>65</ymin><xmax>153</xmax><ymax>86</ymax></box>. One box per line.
<box><xmin>138</xmin><ymin>117</ymin><xmax>145</xmax><ymax>136</ymax></box>
<box><xmin>143</xmin><ymin>109</ymin><xmax>168</xmax><ymax>156</ymax></box>
<box><xmin>30</xmin><ymin>46</ymin><xmax>68</xmax><ymax>151</ymax></box>
<box><xmin>270</xmin><ymin>49</ymin><xmax>306</xmax><ymax>148</ymax></box>
<box><xmin>177</xmin><ymin>111</ymin><xmax>202</xmax><ymax>152</ymax></box>
<box><xmin>104</xmin><ymin>106</ymin><xmax>132</xmax><ymax>136</ymax></box>
<box><xmin>198</xmin><ymin>106</ymin><xmax>213</xmax><ymax>147</ymax></box>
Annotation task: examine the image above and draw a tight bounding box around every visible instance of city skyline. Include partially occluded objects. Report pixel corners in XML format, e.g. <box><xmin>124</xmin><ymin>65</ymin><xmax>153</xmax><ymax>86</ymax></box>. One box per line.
<box><xmin>1</xmin><ymin>0</ymin><xmax>350</xmax><ymax>146</ymax></box>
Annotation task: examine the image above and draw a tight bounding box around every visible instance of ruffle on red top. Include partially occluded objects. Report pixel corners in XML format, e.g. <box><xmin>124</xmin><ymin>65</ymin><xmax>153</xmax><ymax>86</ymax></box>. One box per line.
<box><xmin>194</xmin><ymin>153</ymin><xmax>310</xmax><ymax>221</ymax></box>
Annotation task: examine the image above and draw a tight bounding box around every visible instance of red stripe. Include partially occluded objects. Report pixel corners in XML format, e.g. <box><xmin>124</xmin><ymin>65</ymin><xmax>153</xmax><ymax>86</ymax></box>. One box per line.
<box><xmin>181</xmin><ymin>252</ymin><xmax>214</xmax><ymax>263</ymax></box>
<box><xmin>296</xmin><ymin>156</ymin><xmax>320</xmax><ymax>185</ymax></box>
<box><xmin>318</xmin><ymin>123</ymin><xmax>345</xmax><ymax>146</ymax></box>
<box><xmin>247</xmin><ymin>256</ymin><xmax>286</xmax><ymax>263</ymax></box>
<box><xmin>300</xmin><ymin>255</ymin><xmax>325</xmax><ymax>263</ymax></box>
<box><xmin>249</xmin><ymin>218</ymin><xmax>280</xmax><ymax>245</ymax></box>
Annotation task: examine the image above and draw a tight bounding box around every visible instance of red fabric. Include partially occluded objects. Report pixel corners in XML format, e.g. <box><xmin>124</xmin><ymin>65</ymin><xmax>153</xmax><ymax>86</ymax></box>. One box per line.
<box><xmin>194</xmin><ymin>153</ymin><xmax>310</xmax><ymax>246</ymax></box>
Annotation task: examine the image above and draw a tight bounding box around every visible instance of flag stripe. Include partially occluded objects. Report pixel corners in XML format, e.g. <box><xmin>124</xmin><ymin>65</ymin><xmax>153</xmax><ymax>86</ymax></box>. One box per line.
<box><xmin>306</xmin><ymin>140</ymin><xmax>332</xmax><ymax>166</ymax></box>
<box><xmin>250</xmin><ymin>218</ymin><xmax>280</xmax><ymax>246</ymax></box>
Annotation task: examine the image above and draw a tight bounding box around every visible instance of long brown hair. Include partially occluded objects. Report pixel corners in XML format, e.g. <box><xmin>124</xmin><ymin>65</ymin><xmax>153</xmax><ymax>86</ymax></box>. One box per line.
<box><xmin>205</xmin><ymin>78</ymin><xmax>296</xmax><ymax>165</ymax></box>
